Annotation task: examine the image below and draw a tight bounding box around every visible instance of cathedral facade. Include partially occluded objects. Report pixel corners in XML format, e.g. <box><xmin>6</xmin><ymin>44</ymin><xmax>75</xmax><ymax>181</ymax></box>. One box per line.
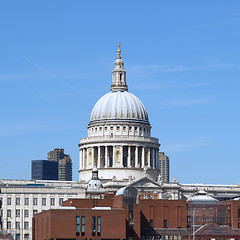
<box><xmin>79</xmin><ymin>44</ymin><xmax>160</xmax><ymax>183</ymax></box>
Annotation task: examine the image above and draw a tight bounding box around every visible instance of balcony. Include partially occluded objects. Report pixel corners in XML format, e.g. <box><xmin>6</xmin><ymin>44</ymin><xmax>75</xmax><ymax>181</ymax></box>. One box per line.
<box><xmin>80</xmin><ymin>135</ymin><xmax>159</xmax><ymax>144</ymax></box>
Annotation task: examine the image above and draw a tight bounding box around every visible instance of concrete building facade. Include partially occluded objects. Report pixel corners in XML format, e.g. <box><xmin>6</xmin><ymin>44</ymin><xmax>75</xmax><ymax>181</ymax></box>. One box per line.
<box><xmin>48</xmin><ymin>149</ymin><xmax>72</xmax><ymax>181</ymax></box>
<box><xmin>0</xmin><ymin>179</ymin><xmax>84</xmax><ymax>240</ymax></box>
<box><xmin>158</xmin><ymin>152</ymin><xmax>170</xmax><ymax>182</ymax></box>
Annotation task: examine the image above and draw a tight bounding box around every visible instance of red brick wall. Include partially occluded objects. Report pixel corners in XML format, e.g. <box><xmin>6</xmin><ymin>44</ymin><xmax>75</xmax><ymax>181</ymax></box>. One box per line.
<box><xmin>228</xmin><ymin>200</ymin><xmax>240</xmax><ymax>229</ymax></box>
<box><xmin>62</xmin><ymin>198</ymin><xmax>114</xmax><ymax>208</ymax></box>
<box><xmin>34</xmin><ymin>208</ymin><xmax>128</xmax><ymax>240</ymax></box>
<box><xmin>139</xmin><ymin>199</ymin><xmax>187</xmax><ymax>229</ymax></box>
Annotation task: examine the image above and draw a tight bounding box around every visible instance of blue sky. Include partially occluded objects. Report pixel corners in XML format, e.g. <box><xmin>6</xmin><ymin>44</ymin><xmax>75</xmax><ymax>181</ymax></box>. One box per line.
<box><xmin>0</xmin><ymin>1</ymin><xmax>240</xmax><ymax>184</ymax></box>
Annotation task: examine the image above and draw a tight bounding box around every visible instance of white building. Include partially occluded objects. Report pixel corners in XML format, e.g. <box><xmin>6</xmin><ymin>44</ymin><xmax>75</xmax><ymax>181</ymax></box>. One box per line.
<box><xmin>0</xmin><ymin>179</ymin><xmax>85</xmax><ymax>240</ymax></box>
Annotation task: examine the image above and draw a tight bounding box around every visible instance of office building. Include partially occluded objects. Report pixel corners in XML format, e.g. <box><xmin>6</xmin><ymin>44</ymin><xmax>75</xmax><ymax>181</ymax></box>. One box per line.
<box><xmin>48</xmin><ymin>149</ymin><xmax>72</xmax><ymax>181</ymax></box>
<box><xmin>158</xmin><ymin>152</ymin><xmax>170</xmax><ymax>182</ymax></box>
<box><xmin>31</xmin><ymin>160</ymin><xmax>58</xmax><ymax>180</ymax></box>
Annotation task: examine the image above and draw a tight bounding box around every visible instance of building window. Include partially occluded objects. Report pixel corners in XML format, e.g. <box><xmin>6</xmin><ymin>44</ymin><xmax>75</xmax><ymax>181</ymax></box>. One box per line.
<box><xmin>92</xmin><ymin>216</ymin><xmax>96</xmax><ymax>236</ymax></box>
<box><xmin>164</xmin><ymin>219</ymin><xmax>168</xmax><ymax>228</ymax></box>
<box><xmin>76</xmin><ymin>216</ymin><xmax>80</xmax><ymax>236</ymax></box>
<box><xmin>33</xmin><ymin>210</ymin><xmax>38</xmax><ymax>217</ymax></box>
<box><xmin>7</xmin><ymin>221</ymin><xmax>11</xmax><ymax>229</ymax></box>
<box><xmin>117</xmin><ymin>126</ymin><xmax>120</xmax><ymax>131</ymax></box>
<box><xmin>149</xmin><ymin>194</ymin><xmax>154</xmax><ymax>199</ymax></box>
<box><xmin>59</xmin><ymin>198</ymin><xmax>64</xmax><ymax>206</ymax></box>
<box><xmin>110</xmin><ymin>126</ymin><xmax>113</xmax><ymax>130</ymax></box>
<box><xmin>42</xmin><ymin>198</ymin><xmax>46</xmax><ymax>206</ymax></box>
<box><xmin>16</xmin><ymin>209</ymin><xmax>20</xmax><ymax>217</ymax></box>
<box><xmin>7</xmin><ymin>197</ymin><xmax>11</xmax><ymax>205</ymax></box>
<box><xmin>24</xmin><ymin>222</ymin><xmax>29</xmax><ymax>229</ymax></box>
<box><xmin>238</xmin><ymin>207</ymin><xmax>240</xmax><ymax>218</ymax></box>
<box><xmin>24</xmin><ymin>234</ymin><xmax>29</xmax><ymax>240</ymax></box>
<box><xmin>142</xmin><ymin>194</ymin><xmax>147</xmax><ymax>199</ymax></box>
<box><xmin>7</xmin><ymin>210</ymin><xmax>11</xmax><ymax>217</ymax></box>
<box><xmin>123</xmin><ymin>126</ymin><xmax>126</xmax><ymax>131</ymax></box>
<box><xmin>50</xmin><ymin>198</ymin><xmax>55</xmax><ymax>206</ymax></box>
<box><xmin>81</xmin><ymin>216</ymin><xmax>85</xmax><ymax>236</ymax></box>
<box><xmin>16</xmin><ymin>197</ymin><xmax>20</xmax><ymax>205</ymax></box>
<box><xmin>24</xmin><ymin>210</ymin><xmax>29</xmax><ymax>218</ymax></box>
<box><xmin>97</xmin><ymin>216</ymin><xmax>101</xmax><ymax>236</ymax></box>
<box><xmin>33</xmin><ymin>198</ymin><xmax>38</xmax><ymax>206</ymax></box>
<box><xmin>25</xmin><ymin>198</ymin><xmax>29</xmax><ymax>205</ymax></box>
<box><xmin>150</xmin><ymin>219</ymin><xmax>154</xmax><ymax>227</ymax></box>
<box><xmin>15</xmin><ymin>221</ymin><xmax>20</xmax><ymax>229</ymax></box>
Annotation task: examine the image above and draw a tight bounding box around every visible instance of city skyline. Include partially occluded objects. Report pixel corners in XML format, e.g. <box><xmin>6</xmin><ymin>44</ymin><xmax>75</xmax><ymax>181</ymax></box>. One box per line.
<box><xmin>0</xmin><ymin>1</ymin><xmax>240</xmax><ymax>184</ymax></box>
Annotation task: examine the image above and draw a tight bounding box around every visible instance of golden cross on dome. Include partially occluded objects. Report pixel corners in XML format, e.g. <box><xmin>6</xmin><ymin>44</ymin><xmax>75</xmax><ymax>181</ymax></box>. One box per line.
<box><xmin>117</xmin><ymin>42</ymin><xmax>121</xmax><ymax>59</ymax></box>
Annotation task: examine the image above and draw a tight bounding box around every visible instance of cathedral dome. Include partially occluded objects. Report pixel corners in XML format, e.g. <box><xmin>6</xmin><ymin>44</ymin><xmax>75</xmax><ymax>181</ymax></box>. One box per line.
<box><xmin>89</xmin><ymin>43</ymin><xmax>149</xmax><ymax>126</ymax></box>
<box><xmin>89</xmin><ymin>91</ymin><xmax>149</xmax><ymax>125</ymax></box>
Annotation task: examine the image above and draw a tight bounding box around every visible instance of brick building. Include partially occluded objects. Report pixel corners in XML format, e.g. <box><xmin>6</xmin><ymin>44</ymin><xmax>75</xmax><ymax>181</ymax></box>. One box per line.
<box><xmin>32</xmin><ymin>187</ymin><xmax>187</xmax><ymax>240</ymax></box>
<box><xmin>32</xmin><ymin>187</ymin><xmax>240</xmax><ymax>240</ymax></box>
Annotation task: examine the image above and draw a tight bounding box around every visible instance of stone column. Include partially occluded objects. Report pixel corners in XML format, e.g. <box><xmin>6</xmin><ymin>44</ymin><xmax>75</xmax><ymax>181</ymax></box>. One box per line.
<box><xmin>92</xmin><ymin>147</ymin><xmax>95</xmax><ymax>167</ymax></box>
<box><xmin>127</xmin><ymin>146</ymin><xmax>131</xmax><ymax>167</ymax></box>
<box><xmin>156</xmin><ymin>149</ymin><xmax>159</xmax><ymax>169</ymax></box>
<box><xmin>121</xmin><ymin>146</ymin><xmax>124</xmax><ymax>167</ymax></box>
<box><xmin>142</xmin><ymin>147</ymin><xmax>145</xmax><ymax>168</ymax></box>
<box><xmin>105</xmin><ymin>146</ymin><xmax>108</xmax><ymax>168</ymax></box>
<box><xmin>148</xmin><ymin>148</ymin><xmax>151</xmax><ymax>168</ymax></box>
<box><xmin>153</xmin><ymin>148</ymin><xmax>156</xmax><ymax>169</ymax></box>
<box><xmin>97</xmin><ymin>146</ymin><xmax>101</xmax><ymax>168</ymax></box>
<box><xmin>86</xmin><ymin>148</ymin><xmax>89</xmax><ymax>169</ymax></box>
<box><xmin>79</xmin><ymin>149</ymin><xmax>82</xmax><ymax>170</ymax></box>
<box><xmin>81</xmin><ymin>149</ymin><xmax>84</xmax><ymax>169</ymax></box>
<box><xmin>135</xmin><ymin>146</ymin><xmax>138</xmax><ymax>168</ymax></box>
<box><xmin>113</xmin><ymin>146</ymin><xmax>116</xmax><ymax>167</ymax></box>
<box><xmin>84</xmin><ymin>148</ymin><xmax>87</xmax><ymax>169</ymax></box>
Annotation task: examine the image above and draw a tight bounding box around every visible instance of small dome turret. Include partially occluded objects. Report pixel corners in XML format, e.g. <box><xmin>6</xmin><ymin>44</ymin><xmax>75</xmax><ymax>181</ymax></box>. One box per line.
<box><xmin>86</xmin><ymin>166</ymin><xmax>105</xmax><ymax>198</ymax></box>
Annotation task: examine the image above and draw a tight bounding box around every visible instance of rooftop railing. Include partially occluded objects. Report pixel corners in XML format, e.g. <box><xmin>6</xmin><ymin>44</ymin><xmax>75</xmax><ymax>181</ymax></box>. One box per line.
<box><xmin>80</xmin><ymin>135</ymin><xmax>159</xmax><ymax>144</ymax></box>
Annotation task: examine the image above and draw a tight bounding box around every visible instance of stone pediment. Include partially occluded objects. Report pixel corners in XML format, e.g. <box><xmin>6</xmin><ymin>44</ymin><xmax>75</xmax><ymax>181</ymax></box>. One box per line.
<box><xmin>127</xmin><ymin>177</ymin><xmax>161</xmax><ymax>189</ymax></box>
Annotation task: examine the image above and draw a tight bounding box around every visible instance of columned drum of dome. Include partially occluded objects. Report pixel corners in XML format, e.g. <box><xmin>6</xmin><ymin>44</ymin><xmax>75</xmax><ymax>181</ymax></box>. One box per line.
<box><xmin>79</xmin><ymin>44</ymin><xmax>161</xmax><ymax>182</ymax></box>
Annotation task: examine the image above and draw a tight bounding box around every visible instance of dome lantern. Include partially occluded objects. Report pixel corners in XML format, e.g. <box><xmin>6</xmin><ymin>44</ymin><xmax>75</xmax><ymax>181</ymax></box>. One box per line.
<box><xmin>111</xmin><ymin>43</ymin><xmax>128</xmax><ymax>92</ymax></box>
